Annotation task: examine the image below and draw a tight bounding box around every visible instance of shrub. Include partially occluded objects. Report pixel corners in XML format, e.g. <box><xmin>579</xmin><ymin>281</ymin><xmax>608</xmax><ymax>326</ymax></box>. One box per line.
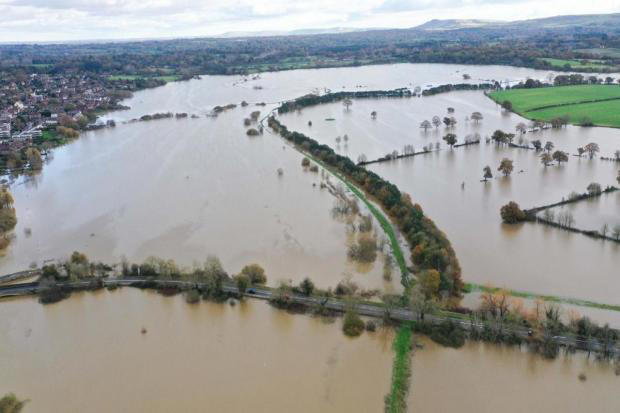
<box><xmin>246</xmin><ymin>128</ymin><xmax>259</xmax><ymax>136</ymax></box>
<box><xmin>430</xmin><ymin>320</ymin><xmax>465</xmax><ymax>348</ymax></box>
<box><xmin>348</xmin><ymin>233</ymin><xmax>377</xmax><ymax>263</ymax></box>
<box><xmin>301</xmin><ymin>157</ymin><xmax>311</xmax><ymax>167</ymax></box>
<box><xmin>240</xmin><ymin>264</ymin><xmax>267</xmax><ymax>284</ymax></box>
<box><xmin>365</xmin><ymin>320</ymin><xmax>377</xmax><ymax>332</ymax></box>
<box><xmin>343</xmin><ymin>309</ymin><xmax>365</xmax><ymax>337</ymax></box>
<box><xmin>0</xmin><ymin>393</ymin><xmax>27</xmax><ymax>413</ymax></box>
<box><xmin>185</xmin><ymin>289</ymin><xmax>201</xmax><ymax>304</ymax></box>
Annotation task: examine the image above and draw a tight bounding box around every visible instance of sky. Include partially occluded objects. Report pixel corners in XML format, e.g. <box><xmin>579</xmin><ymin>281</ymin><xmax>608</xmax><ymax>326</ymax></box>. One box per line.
<box><xmin>0</xmin><ymin>0</ymin><xmax>618</xmax><ymax>42</ymax></box>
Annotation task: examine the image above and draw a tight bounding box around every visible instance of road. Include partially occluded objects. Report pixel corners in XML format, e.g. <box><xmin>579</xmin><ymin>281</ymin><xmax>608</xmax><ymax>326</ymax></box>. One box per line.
<box><xmin>0</xmin><ymin>277</ymin><xmax>617</xmax><ymax>356</ymax></box>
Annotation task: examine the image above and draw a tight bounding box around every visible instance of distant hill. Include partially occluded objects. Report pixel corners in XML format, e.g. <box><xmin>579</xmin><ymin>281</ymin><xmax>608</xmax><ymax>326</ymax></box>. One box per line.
<box><xmin>216</xmin><ymin>27</ymin><xmax>379</xmax><ymax>38</ymax></box>
<box><xmin>414</xmin><ymin>13</ymin><xmax>620</xmax><ymax>32</ymax></box>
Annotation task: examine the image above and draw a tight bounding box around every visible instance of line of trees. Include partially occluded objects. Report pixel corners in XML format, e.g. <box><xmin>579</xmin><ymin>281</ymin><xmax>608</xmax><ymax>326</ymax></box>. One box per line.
<box><xmin>268</xmin><ymin>116</ymin><xmax>463</xmax><ymax>296</ymax></box>
<box><xmin>277</xmin><ymin>89</ymin><xmax>412</xmax><ymax>114</ymax></box>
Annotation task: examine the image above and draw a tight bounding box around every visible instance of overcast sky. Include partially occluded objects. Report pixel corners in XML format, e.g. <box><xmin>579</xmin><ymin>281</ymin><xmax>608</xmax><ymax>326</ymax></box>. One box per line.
<box><xmin>0</xmin><ymin>0</ymin><xmax>618</xmax><ymax>42</ymax></box>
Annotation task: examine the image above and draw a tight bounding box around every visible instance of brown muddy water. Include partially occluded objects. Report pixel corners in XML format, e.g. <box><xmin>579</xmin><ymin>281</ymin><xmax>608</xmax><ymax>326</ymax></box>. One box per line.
<box><xmin>1</xmin><ymin>291</ymin><xmax>618</xmax><ymax>413</ymax></box>
<box><xmin>410</xmin><ymin>337</ymin><xmax>620</xmax><ymax>413</ymax></box>
<box><xmin>280</xmin><ymin>91</ymin><xmax>620</xmax><ymax>310</ymax></box>
<box><xmin>0</xmin><ymin>64</ymin><xmax>562</xmax><ymax>292</ymax></box>
<box><xmin>0</xmin><ymin>290</ymin><xmax>394</xmax><ymax>413</ymax></box>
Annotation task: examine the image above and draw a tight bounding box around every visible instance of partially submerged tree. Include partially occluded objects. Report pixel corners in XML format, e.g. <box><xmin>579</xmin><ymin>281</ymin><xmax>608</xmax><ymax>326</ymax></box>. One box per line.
<box><xmin>552</xmin><ymin>150</ymin><xmax>568</xmax><ymax>165</ymax></box>
<box><xmin>471</xmin><ymin>112</ymin><xmax>483</xmax><ymax>123</ymax></box>
<box><xmin>497</xmin><ymin>158</ymin><xmax>514</xmax><ymax>177</ymax></box>
<box><xmin>584</xmin><ymin>142</ymin><xmax>600</xmax><ymax>159</ymax></box>
<box><xmin>500</xmin><ymin>201</ymin><xmax>526</xmax><ymax>224</ymax></box>
<box><xmin>482</xmin><ymin>166</ymin><xmax>493</xmax><ymax>182</ymax></box>
<box><xmin>420</xmin><ymin>120</ymin><xmax>431</xmax><ymax>132</ymax></box>
<box><xmin>540</xmin><ymin>152</ymin><xmax>552</xmax><ymax>167</ymax></box>
<box><xmin>342</xmin><ymin>98</ymin><xmax>353</xmax><ymax>111</ymax></box>
<box><xmin>443</xmin><ymin>133</ymin><xmax>457</xmax><ymax>148</ymax></box>
<box><xmin>432</xmin><ymin>115</ymin><xmax>441</xmax><ymax>129</ymax></box>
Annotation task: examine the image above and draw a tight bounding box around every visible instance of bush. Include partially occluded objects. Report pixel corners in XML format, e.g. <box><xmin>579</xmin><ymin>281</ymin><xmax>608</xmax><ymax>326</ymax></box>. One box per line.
<box><xmin>500</xmin><ymin>201</ymin><xmax>526</xmax><ymax>224</ymax></box>
<box><xmin>38</xmin><ymin>284</ymin><xmax>71</xmax><ymax>304</ymax></box>
<box><xmin>365</xmin><ymin>320</ymin><xmax>377</xmax><ymax>332</ymax></box>
<box><xmin>0</xmin><ymin>393</ymin><xmax>27</xmax><ymax>413</ymax></box>
<box><xmin>246</xmin><ymin>128</ymin><xmax>259</xmax><ymax>136</ymax></box>
<box><xmin>301</xmin><ymin>157</ymin><xmax>311</xmax><ymax>167</ymax></box>
<box><xmin>343</xmin><ymin>309</ymin><xmax>365</xmax><ymax>337</ymax></box>
<box><xmin>348</xmin><ymin>233</ymin><xmax>377</xmax><ymax>263</ymax></box>
<box><xmin>185</xmin><ymin>289</ymin><xmax>201</xmax><ymax>304</ymax></box>
<box><xmin>240</xmin><ymin>264</ymin><xmax>267</xmax><ymax>284</ymax></box>
<box><xmin>430</xmin><ymin>320</ymin><xmax>465</xmax><ymax>348</ymax></box>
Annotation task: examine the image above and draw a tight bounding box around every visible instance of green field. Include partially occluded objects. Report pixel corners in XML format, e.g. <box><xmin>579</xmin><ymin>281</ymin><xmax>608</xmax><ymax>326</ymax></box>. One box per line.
<box><xmin>540</xmin><ymin>57</ymin><xmax>615</xmax><ymax>70</ymax></box>
<box><xmin>527</xmin><ymin>99</ymin><xmax>620</xmax><ymax>127</ymax></box>
<box><xmin>489</xmin><ymin>85</ymin><xmax>620</xmax><ymax>127</ymax></box>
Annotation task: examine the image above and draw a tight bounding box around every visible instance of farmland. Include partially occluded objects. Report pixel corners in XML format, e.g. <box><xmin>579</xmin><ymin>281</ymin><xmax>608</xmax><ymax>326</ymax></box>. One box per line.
<box><xmin>489</xmin><ymin>84</ymin><xmax>620</xmax><ymax>127</ymax></box>
<box><xmin>539</xmin><ymin>57</ymin><xmax>616</xmax><ymax>70</ymax></box>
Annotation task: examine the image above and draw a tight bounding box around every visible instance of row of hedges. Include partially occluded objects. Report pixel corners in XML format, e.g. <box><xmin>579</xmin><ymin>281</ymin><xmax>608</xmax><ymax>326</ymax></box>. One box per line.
<box><xmin>277</xmin><ymin>88</ymin><xmax>412</xmax><ymax>114</ymax></box>
<box><xmin>422</xmin><ymin>83</ymin><xmax>495</xmax><ymax>96</ymax></box>
<box><xmin>268</xmin><ymin>116</ymin><xmax>463</xmax><ymax>296</ymax></box>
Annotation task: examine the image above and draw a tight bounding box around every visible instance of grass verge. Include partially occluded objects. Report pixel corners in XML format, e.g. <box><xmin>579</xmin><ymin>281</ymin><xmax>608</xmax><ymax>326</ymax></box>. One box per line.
<box><xmin>465</xmin><ymin>283</ymin><xmax>620</xmax><ymax>312</ymax></box>
<box><xmin>385</xmin><ymin>325</ymin><xmax>413</xmax><ymax>413</ymax></box>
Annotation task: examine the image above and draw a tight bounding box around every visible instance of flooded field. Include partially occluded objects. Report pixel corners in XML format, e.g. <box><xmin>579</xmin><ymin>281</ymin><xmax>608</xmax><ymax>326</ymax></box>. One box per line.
<box><xmin>1</xmin><ymin>63</ymin><xmax>560</xmax><ymax>292</ymax></box>
<box><xmin>1</xmin><ymin>290</ymin><xmax>617</xmax><ymax>412</ymax></box>
<box><xmin>540</xmin><ymin>190</ymin><xmax>620</xmax><ymax>231</ymax></box>
<box><xmin>0</xmin><ymin>290</ymin><xmax>394</xmax><ymax>413</ymax></box>
<box><xmin>410</xmin><ymin>337</ymin><xmax>620</xmax><ymax>413</ymax></box>
<box><xmin>280</xmin><ymin>91</ymin><xmax>620</xmax><ymax>307</ymax></box>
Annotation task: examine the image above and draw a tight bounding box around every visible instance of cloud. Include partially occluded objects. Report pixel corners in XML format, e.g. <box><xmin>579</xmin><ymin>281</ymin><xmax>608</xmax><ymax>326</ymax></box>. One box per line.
<box><xmin>0</xmin><ymin>0</ymin><xmax>617</xmax><ymax>42</ymax></box>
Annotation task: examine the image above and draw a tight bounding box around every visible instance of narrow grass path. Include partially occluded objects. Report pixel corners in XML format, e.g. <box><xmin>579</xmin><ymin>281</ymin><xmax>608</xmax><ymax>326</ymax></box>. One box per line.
<box><xmin>385</xmin><ymin>325</ymin><xmax>413</xmax><ymax>413</ymax></box>
<box><xmin>465</xmin><ymin>283</ymin><xmax>620</xmax><ymax>312</ymax></box>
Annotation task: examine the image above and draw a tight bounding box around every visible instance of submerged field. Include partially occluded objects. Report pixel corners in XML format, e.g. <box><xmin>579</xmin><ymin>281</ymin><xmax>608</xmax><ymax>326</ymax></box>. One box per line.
<box><xmin>489</xmin><ymin>84</ymin><xmax>620</xmax><ymax>127</ymax></box>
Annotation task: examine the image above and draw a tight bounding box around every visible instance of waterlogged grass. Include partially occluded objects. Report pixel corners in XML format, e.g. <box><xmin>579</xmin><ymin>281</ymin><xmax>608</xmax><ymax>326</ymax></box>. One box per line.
<box><xmin>489</xmin><ymin>85</ymin><xmax>620</xmax><ymax>127</ymax></box>
<box><xmin>465</xmin><ymin>283</ymin><xmax>620</xmax><ymax>312</ymax></box>
<box><xmin>300</xmin><ymin>151</ymin><xmax>409</xmax><ymax>285</ymax></box>
<box><xmin>385</xmin><ymin>325</ymin><xmax>413</xmax><ymax>413</ymax></box>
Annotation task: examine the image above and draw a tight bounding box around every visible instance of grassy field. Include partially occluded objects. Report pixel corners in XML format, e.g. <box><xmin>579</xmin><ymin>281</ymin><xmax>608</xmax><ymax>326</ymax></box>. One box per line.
<box><xmin>540</xmin><ymin>57</ymin><xmax>615</xmax><ymax>70</ymax></box>
<box><xmin>489</xmin><ymin>85</ymin><xmax>620</xmax><ymax>127</ymax></box>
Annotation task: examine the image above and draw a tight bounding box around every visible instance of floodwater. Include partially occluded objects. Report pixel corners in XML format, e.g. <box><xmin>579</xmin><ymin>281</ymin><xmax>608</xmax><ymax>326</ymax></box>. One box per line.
<box><xmin>280</xmin><ymin>91</ymin><xmax>620</xmax><ymax>308</ymax></box>
<box><xmin>410</xmin><ymin>337</ymin><xmax>620</xmax><ymax>413</ymax></box>
<box><xmin>1</xmin><ymin>63</ymin><xmax>560</xmax><ymax>292</ymax></box>
<box><xmin>1</xmin><ymin>291</ymin><xmax>618</xmax><ymax>412</ymax></box>
<box><xmin>540</xmin><ymin>190</ymin><xmax>620</xmax><ymax>232</ymax></box>
<box><xmin>0</xmin><ymin>290</ymin><xmax>394</xmax><ymax>413</ymax></box>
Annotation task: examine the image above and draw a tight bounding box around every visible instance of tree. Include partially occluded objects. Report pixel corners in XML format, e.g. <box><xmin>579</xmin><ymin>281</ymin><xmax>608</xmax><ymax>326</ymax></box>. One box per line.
<box><xmin>612</xmin><ymin>224</ymin><xmax>620</xmax><ymax>241</ymax></box>
<box><xmin>531</xmin><ymin>139</ymin><xmax>542</xmax><ymax>151</ymax></box>
<box><xmin>614</xmin><ymin>150</ymin><xmax>620</xmax><ymax>161</ymax></box>
<box><xmin>240</xmin><ymin>264</ymin><xmax>267</xmax><ymax>284</ymax></box>
<box><xmin>483</xmin><ymin>166</ymin><xmax>493</xmax><ymax>182</ymax></box>
<box><xmin>544</xmin><ymin>141</ymin><xmax>554</xmax><ymax>153</ymax></box>
<box><xmin>617</xmin><ymin>169</ymin><xmax>620</xmax><ymax>185</ymax></box>
<box><xmin>299</xmin><ymin>277</ymin><xmax>315</xmax><ymax>296</ymax></box>
<box><xmin>605</xmin><ymin>77</ymin><xmax>615</xmax><ymax>85</ymax></box>
<box><xmin>432</xmin><ymin>115</ymin><xmax>441</xmax><ymax>129</ymax></box>
<box><xmin>0</xmin><ymin>393</ymin><xmax>26</xmax><ymax>413</ymax></box>
<box><xmin>471</xmin><ymin>112</ymin><xmax>483</xmax><ymax>123</ymax></box>
<box><xmin>577</xmin><ymin>147</ymin><xmax>585</xmax><ymax>157</ymax></box>
<box><xmin>552</xmin><ymin>150</ymin><xmax>568</xmax><ymax>165</ymax></box>
<box><xmin>587</xmin><ymin>182</ymin><xmax>602</xmax><ymax>196</ymax></box>
<box><xmin>419</xmin><ymin>269</ymin><xmax>441</xmax><ymax>298</ymax></box>
<box><xmin>443</xmin><ymin>133</ymin><xmax>457</xmax><ymax>148</ymax></box>
<box><xmin>491</xmin><ymin>129</ymin><xmax>506</xmax><ymax>145</ymax></box>
<box><xmin>342</xmin><ymin>98</ymin><xmax>353</xmax><ymax>111</ymax></box>
<box><xmin>25</xmin><ymin>147</ymin><xmax>42</xmax><ymax>170</ymax></box>
<box><xmin>357</xmin><ymin>154</ymin><xmax>367</xmax><ymax>164</ymax></box>
<box><xmin>235</xmin><ymin>274</ymin><xmax>250</xmax><ymax>294</ymax></box>
<box><xmin>601</xmin><ymin>224</ymin><xmax>609</xmax><ymax>238</ymax></box>
<box><xmin>371</xmin><ymin>110</ymin><xmax>377</xmax><ymax>119</ymax></box>
<box><xmin>540</xmin><ymin>152</ymin><xmax>552</xmax><ymax>167</ymax></box>
<box><xmin>342</xmin><ymin>306</ymin><xmax>365</xmax><ymax>337</ymax></box>
<box><xmin>447</xmin><ymin>107</ymin><xmax>455</xmax><ymax>114</ymax></box>
<box><xmin>420</xmin><ymin>120</ymin><xmax>431</xmax><ymax>132</ymax></box>
<box><xmin>516</xmin><ymin>122</ymin><xmax>527</xmax><ymax>135</ymax></box>
<box><xmin>584</xmin><ymin>142</ymin><xmax>600</xmax><ymax>159</ymax></box>
<box><xmin>500</xmin><ymin>201</ymin><xmax>525</xmax><ymax>224</ymax></box>
<box><xmin>497</xmin><ymin>158</ymin><xmax>514</xmax><ymax>177</ymax></box>
<box><xmin>409</xmin><ymin>284</ymin><xmax>437</xmax><ymax>321</ymax></box>
<box><xmin>501</xmin><ymin>100</ymin><xmax>512</xmax><ymax>111</ymax></box>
